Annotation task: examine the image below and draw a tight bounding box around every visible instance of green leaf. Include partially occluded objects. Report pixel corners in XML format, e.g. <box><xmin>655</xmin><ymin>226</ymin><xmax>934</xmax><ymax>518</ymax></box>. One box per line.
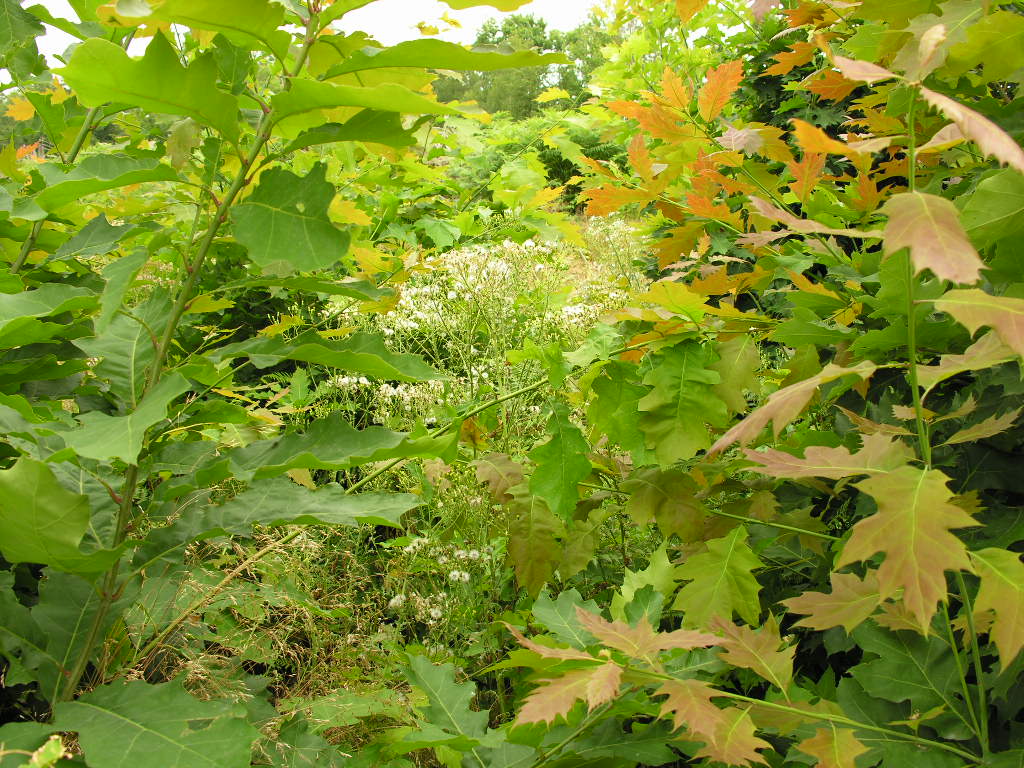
<box><xmin>282</xmin><ymin>110</ymin><xmax>416</xmax><ymax>154</ymax></box>
<box><xmin>622</xmin><ymin>466</ymin><xmax>706</xmax><ymax>542</ymax></box>
<box><xmin>638</xmin><ymin>341</ymin><xmax>729</xmax><ymax>466</ymax></box>
<box><xmin>64</xmin><ymin>373</ymin><xmax>190</xmax><ymax>463</ymax></box>
<box><xmin>226</xmin><ymin>414</ymin><xmax>455</xmax><ymax>481</ymax></box>
<box><xmin>0</xmin><ymin>582</ymin><xmax>61</xmax><ymax>702</ymax></box>
<box><xmin>947</xmin><ymin>10</ymin><xmax>1024</xmax><ymax>82</ymax></box>
<box><xmin>95</xmin><ymin>250</ymin><xmax>150</xmax><ymax>332</ymax></box>
<box><xmin>0</xmin><ymin>284</ymin><xmax>95</xmax><ymax>349</ymax></box>
<box><xmin>54</xmin><ymin>680</ymin><xmax>260</xmax><ymax>768</ymax></box>
<box><xmin>0</xmin><ymin>458</ymin><xmax>121</xmax><ymax>573</ymax></box>
<box><xmin>220</xmin><ymin>276</ymin><xmax>386</xmax><ymax>301</ymax></box>
<box><xmin>230</xmin><ymin>162</ymin><xmax>349</xmax><ymax>274</ymax></box>
<box><xmin>405</xmin><ymin>655</ymin><xmax>488</xmax><ymax>740</ymax></box>
<box><xmin>34</xmin><ymin>153</ymin><xmax>179</xmax><ymax>212</ymax></box>
<box><xmin>0</xmin><ymin>722</ymin><xmax>58</xmax><ymax>768</ymax></box>
<box><xmin>60</xmin><ymin>33</ymin><xmax>240</xmax><ymax>141</ymax></box>
<box><xmin>528</xmin><ymin>403</ymin><xmax>590</xmax><ymax>520</ymax></box>
<box><xmin>506</xmin><ymin>485</ymin><xmax>563</xmax><ymax>597</ymax></box>
<box><xmin>588</xmin><ymin>362</ymin><xmax>649</xmax><ymax>455</ymax></box>
<box><xmin>710</xmin><ymin>334</ymin><xmax>759</xmax><ymax>414</ymax></box>
<box><xmin>532</xmin><ymin>588</ymin><xmax>600</xmax><ymax>649</ymax></box>
<box><xmin>133</xmin><ymin>0</ymin><xmax>290</xmax><ymax>60</ymax></box>
<box><xmin>961</xmin><ymin>169</ymin><xmax>1024</xmax><ymax>250</ymax></box>
<box><xmin>327</xmin><ymin>39</ymin><xmax>566</xmax><ymax>77</ymax></box>
<box><xmin>0</xmin><ymin>0</ymin><xmax>43</xmax><ymax>61</ymax></box>
<box><xmin>208</xmin><ymin>330</ymin><xmax>441</xmax><ymax>381</ymax></box>
<box><xmin>137</xmin><ymin>479</ymin><xmax>417</xmax><ymax>564</ymax></box>
<box><xmin>673</xmin><ymin>526</ymin><xmax>763</xmax><ymax>628</ymax></box>
<box><xmin>54</xmin><ymin>214</ymin><xmax>137</xmax><ymax>261</ymax></box>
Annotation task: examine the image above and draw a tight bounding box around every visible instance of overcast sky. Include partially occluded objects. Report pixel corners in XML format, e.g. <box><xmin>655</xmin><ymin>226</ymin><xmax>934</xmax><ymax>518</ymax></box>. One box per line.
<box><xmin>34</xmin><ymin>0</ymin><xmax>601</xmax><ymax>62</ymax></box>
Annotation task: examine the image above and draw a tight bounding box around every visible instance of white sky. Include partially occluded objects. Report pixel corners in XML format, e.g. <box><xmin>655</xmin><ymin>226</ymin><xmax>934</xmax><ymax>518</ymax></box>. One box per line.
<box><xmin>34</xmin><ymin>0</ymin><xmax>601</xmax><ymax>62</ymax></box>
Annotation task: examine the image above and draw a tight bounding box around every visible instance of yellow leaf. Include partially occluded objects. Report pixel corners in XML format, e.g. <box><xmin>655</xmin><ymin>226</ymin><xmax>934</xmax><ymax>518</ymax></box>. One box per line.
<box><xmin>184</xmin><ymin>293</ymin><xmax>234</xmax><ymax>314</ymax></box>
<box><xmin>797</xmin><ymin>724</ymin><xmax>870</xmax><ymax>768</ymax></box>
<box><xmin>6</xmin><ymin>98</ymin><xmax>34</xmax><ymax>121</ymax></box>
<box><xmin>783</xmin><ymin>571</ymin><xmax>882</xmax><ymax>633</ymax></box>
<box><xmin>211</xmin><ymin>388</ymin><xmax>255</xmax><ymax>403</ymax></box>
<box><xmin>416</xmin><ymin>21</ymin><xmax>440</xmax><ymax>35</ymax></box>
<box><xmin>536</xmin><ymin>86</ymin><xmax>571</xmax><ymax>103</ymax></box>
<box><xmin>329</xmin><ymin>197</ymin><xmax>372</xmax><ymax>227</ymax></box>
<box><xmin>287</xmin><ymin>468</ymin><xmax>316</xmax><ymax>489</ymax></box>
<box><xmin>258</xmin><ymin>315</ymin><xmax>302</xmax><ymax>337</ymax></box>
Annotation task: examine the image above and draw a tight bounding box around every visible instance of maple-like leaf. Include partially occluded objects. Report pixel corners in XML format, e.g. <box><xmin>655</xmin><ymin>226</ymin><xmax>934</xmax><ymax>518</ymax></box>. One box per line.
<box><xmin>796</xmin><ymin>724</ymin><xmax>870</xmax><ymax>768</ymax></box>
<box><xmin>584</xmin><ymin>185</ymin><xmax>655</xmax><ymax>216</ymax></box>
<box><xmin>657</xmin><ymin>678</ymin><xmax>726</xmax><ymax>738</ymax></box>
<box><xmin>832</xmin><ymin>55</ymin><xmax>897</xmax><ymax>83</ymax></box>
<box><xmin>472</xmin><ymin>453</ymin><xmax>524</xmax><ymax>503</ymax></box>
<box><xmin>505</xmin><ymin>624</ymin><xmax>597</xmax><ymax>662</ymax></box>
<box><xmin>745</xmin><ymin>432</ymin><xmax>914</xmax><ymax>480</ymax></box>
<box><xmin>838</xmin><ymin>466</ymin><xmax>978</xmax><ymax>630</ymax></box>
<box><xmin>749</xmin><ymin>196</ymin><xmax>882</xmax><ymax>239</ymax></box>
<box><xmin>783</xmin><ymin>571</ymin><xmax>882</xmax><ymax>633</ymax></box>
<box><xmin>622</xmin><ymin>467</ymin><xmax>706</xmax><ymax>542</ymax></box>
<box><xmin>969</xmin><ymin>548</ymin><xmax>1024</xmax><ymax>666</ymax></box>
<box><xmin>676</xmin><ymin>0</ymin><xmax>709</xmax><ymax>24</ymax></box>
<box><xmin>505</xmin><ymin>485</ymin><xmax>563</xmax><ymax>597</ymax></box>
<box><xmin>698</xmin><ymin>59</ymin><xmax>743</xmax><ymax>122</ymax></box>
<box><xmin>710</xmin><ymin>362</ymin><xmax>877</xmax><ymax>453</ymax></box>
<box><xmin>920</xmin><ymin>87</ymin><xmax>1024</xmax><ymax>174</ymax></box>
<box><xmin>882</xmin><ymin>192</ymin><xmax>983</xmax><ymax>285</ymax></box>
<box><xmin>943</xmin><ymin>408</ymin><xmax>1021</xmax><ymax>446</ymax></box>
<box><xmin>673</xmin><ymin>527</ymin><xmax>763</xmax><ymax>628</ymax></box>
<box><xmin>917</xmin><ymin>331</ymin><xmax>1017</xmax><ymax>396</ymax></box>
<box><xmin>575</xmin><ymin>606</ymin><xmax>719</xmax><ymax>659</ymax></box>
<box><xmin>711</xmin><ymin>615</ymin><xmax>795</xmax><ymax>693</ymax></box>
<box><xmin>710</xmin><ymin>334</ymin><xmax>759</xmax><ymax>414</ymax></box>
<box><xmin>694</xmin><ymin>706</ymin><xmax>770</xmax><ymax>766</ymax></box>
<box><xmin>932</xmin><ymin>289</ymin><xmax>1024</xmax><ymax>359</ymax></box>
<box><xmin>516</xmin><ymin>662</ymin><xmax>622</xmax><ymax>725</ymax></box>
<box><xmin>763</xmin><ymin>42</ymin><xmax>816</xmax><ymax>76</ymax></box>
<box><xmin>807</xmin><ymin>69</ymin><xmax>858</xmax><ymax>101</ymax></box>
<box><xmin>786</xmin><ymin>152</ymin><xmax>826</xmax><ymax>203</ymax></box>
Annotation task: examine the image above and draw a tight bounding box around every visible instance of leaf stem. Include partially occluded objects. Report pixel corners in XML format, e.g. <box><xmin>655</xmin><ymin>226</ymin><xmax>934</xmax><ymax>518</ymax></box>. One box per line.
<box><xmin>956</xmin><ymin>571</ymin><xmax>990</xmax><ymax>756</ymax></box>
<box><xmin>942</xmin><ymin>601</ymin><xmax>983</xmax><ymax>742</ymax></box>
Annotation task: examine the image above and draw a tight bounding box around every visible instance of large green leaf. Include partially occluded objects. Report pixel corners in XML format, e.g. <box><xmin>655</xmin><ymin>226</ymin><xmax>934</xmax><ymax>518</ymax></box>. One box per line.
<box><xmin>60</xmin><ymin>33</ymin><xmax>240</xmax><ymax>140</ymax></box>
<box><xmin>53</xmin><ymin>214</ymin><xmax>138</xmax><ymax>261</ymax></box>
<box><xmin>0</xmin><ymin>0</ymin><xmax>43</xmax><ymax>62</ymax></box>
<box><xmin>532</xmin><ymin>588</ymin><xmax>600</xmax><ymax>649</ymax></box>
<box><xmin>404</xmin><ymin>655</ymin><xmax>488</xmax><ymax>748</ymax></box>
<box><xmin>136</xmin><ymin>479</ymin><xmax>418</xmax><ymax>565</ymax></box>
<box><xmin>672</xmin><ymin>526</ymin><xmax>763</xmax><ymax>628</ymax></box>
<box><xmin>528</xmin><ymin>403</ymin><xmax>590</xmax><ymax>521</ymax></box>
<box><xmin>282</xmin><ymin>110</ymin><xmax>416</xmax><ymax>153</ymax></box>
<box><xmin>95</xmin><ymin>249</ymin><xmax>150</xmax><ymax>332</ymax></box>
<box><xmin>0</xmin><ymin>284</ymin><xmax>95</xmax><ymax>349</ymax></box>
<box><xmin>327</xmin><ymin>39</ymin><xmax>566</xmax><ymax>77</ymax></box>
<box><xmin>0</xmin><ymin>580</ymin><xmax>60</xmax><ymax>700</ymax></box>
<box><xmin>0</xmin><ymin>457</ymin><xmax>121</xmax><ymax>573</ymax></box>
<box><xmin>0</xmin><ymin>722</ymin><xmax>59</xmax><ymax>768</ymax></box>
<box><xmin>230</xmin><ymin>162</ymin><xmax>348</xmax><ymax>274</ymax></box>
<box><xmin>207</xmin><ymin>330</ymin><xmax>441</xmax><ymax>381</ymax></box>
<box><xmin>64</xmin><ymin>373</ymin><xmax>190</xmax><ymax>463</ymax></box>
<box><xmin>961</xmin><ymin>169</ymin><xmax>1024</xmax><ymax>250</ymax></box>
<box><xmin>34</xmin><ymin>153</ymin><xmax>179</xmax><ymax>212</ymax></box>
<box><xmin>638</xmin><ymin>341</ymin><xmax>729</xmax><ymax>466</ymax></box>
<box><xmin>226</xmin><ymin>414</ymin><xmax>455</xmax><ymax>480</ymax></box>
<box><xmin>54</xmin><ymin>680</ymin><xmax>260</xmax><ymax>768</ymax></box>
<box><xmin>506</xmin><ymin>484</ymin><xmax>564</xmax><ymax>597</ymax></box>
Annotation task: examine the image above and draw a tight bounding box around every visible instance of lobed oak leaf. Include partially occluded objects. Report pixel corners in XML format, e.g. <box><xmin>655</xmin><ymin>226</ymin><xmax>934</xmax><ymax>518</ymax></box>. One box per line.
<box><xmin>575</xmin><ymin>606</ymin><xmax>719</xmax><ymax>659</ymax></box>
<box><xmin>660</xmin><ymin>66</ymin><xmax>691</xmax><ymax>110</ymax></box>
<box><xmin>920</xmin><ymin>87</ymin><xmax>1024</xmax><ymax>174</ymax></box>
<box><xmin>838</xmin><ymin>466</ymin><xmax>978</xmax><ymax>630</ymax></box>
<box><xmin>832</xmin><ymin>55</ymin><xmax>897</xmax><ymax>84</ymax></box>
<box><xmin>676</xmin><ymin>0</ymin><xmax>710</xmax><ymax>24</ymax></box>
<box><xmin>505</xmin><ymin>624</ymin><xmax>597</xmax><ymax>662</ymax></box>
<box><xmin>942</xmin><ymin>408</ymin><xmax>1021</xmax><ymax>446</ymax></box>
<box><xmin>783</xmin><ymin>571</ymin><xmax>882</xmax><ymax>633</ymax></box>
<box><xmin>763</xmin><ymin>42</ymin><xmax>816</xmax><ymax>77</ymax></box>
<box><xmin>882</xmin><ymin>192</ymin><xmax>983</xmax><ymax>285</ymax></box>
<box><xmin>710</xmin><ymin>361</ymin><xmax>877</xmax><ymax>453</ymax></box>
<box><xmin>806</xmin><ymin>69</ymin><xmax>858</xmax><ymax>101</ymax></box>
<box><xmin>710</xmin><ymin>615</ymin><xmax>795</xmax><ymax>693</ymax></box>
<box><xmin>515</xmin><ymin>662</ymin><xmax>622</xmax><ymax>725</ymax></box>
<box><xmin>797</xmin><ymin>724</ymin><xmax>870</xmax><ymax>768</ymax></box>
<box><xmin>969</xmin><ymin>548</ymin><xmax>1024</xmax><ymax>666</ymax></box>
<box><xmin>786</xmin><ymin>153</ymin><xmax>826</xmax><ymax>203</ymax></box>
<box><xmin>932</xmin><ymin>289</ymin><xmax>1024</xmax><ymax>360</ymax></box>
<box><xmin>918</xmin><ymin>332</ymin><xmax>1017</xmax><ymax>394</ymax></box>
<box><xmin>698</xmin><ymin>59</ymin><xmax>744</xmax><ymax>122</ymax></box>
<box><xmin>657</xmin><ymin>679</ymin><xmax>725</xmax><ymax>739</ymax></box>
<box><xmin>694</xmin><ymin>706</ymin><xmax>770</xmax><ymax>766</ymax></box>
<box><xmin>744</xmin><ymin>432</ymin><xmax>914</xmax><ymax>480</ymax></box>
<box><xmin>673</xmin><ymin>526</ymin><xmax>764</xmax><ymax>628</ymax></box>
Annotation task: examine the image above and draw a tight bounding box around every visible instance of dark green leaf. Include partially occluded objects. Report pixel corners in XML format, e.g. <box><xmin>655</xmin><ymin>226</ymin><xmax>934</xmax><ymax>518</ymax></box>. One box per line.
<box><xmin>283</xmin><ymin>110</ymin><xmax>416</xmax><ymax>153</ymax></box>
<box><xmin>528</xmin><ymin>403</ymin><xmax>590</xmax><ymax>520</ymax></box>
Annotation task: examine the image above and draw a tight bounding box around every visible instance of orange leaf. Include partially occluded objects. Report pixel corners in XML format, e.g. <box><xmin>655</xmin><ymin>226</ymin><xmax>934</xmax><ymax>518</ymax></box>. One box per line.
<box><xmin>710</xmin><ymin>361</ymin><xmax>877</xmax><ymax>453</ymax></box>
<box><xmin>763</xmin><ymin>42</ymin><xmax>816</xmax><ymax>76</ymax></box>
<box><xmin>584</xmin><ymin>185</ymin><xmax>653</xmax><ymax>216</ymax></box>
<box><xmin>932</xmin><ymin>290</ymin><xmax>1024</xmax><ymax>360</ymax></box>
<box><xmin>676</xmin><ymin>0</ymin><xmax>709</xmax><ymax>24</ymax></box>
<box><xmin>806</xmin><ymin>69</ymin><xmax>858</xmax><ymax>101</ymax></box>
<box><xmin>516</xmin><ymin>662</ymin><xmax>622</xmax><ymax>725</ymax></box>
<box><xmin>783</xmin><ymin>571</ymin><xmax>882</xmax><ymax>633</ymax></box>
<box><xmin>797</xmin><ymin>724</ymin><xmax>870</xmax><ymax>768</ymax></box>
<box><xmin>838</xmin><ymin>466</ymin><xmax>978</xmax><ymax>631</ymax></box>
<box><xmin>6</xmin><ymin>98</ymin><xmax>35</xmax><ymax>121</ymax></box>
<box><xmin>660</xmin><ymin>66</ymin><xmax>691</xmax><ymax>110</ymax></box>
<box><xmin>657</xmin><ymin>678</ymin><xmax>727</xmax><ymax>740</ymax></box>
<box><xmin>710</xmin><ymin>615</ymin><xmax>795</xmax><ymax>693</ymax></box>
<box><xmin>791</xmin><ymin>118</ymin><xmax>855</xmax><ymax>156</ymax></box>
<box><xmin>576</xmin><ymin>607</ymin><xmax>719</xmax><ymax>659</ymax></box>
<box><xmin>882</xmin><ymin>192</ymin><xmax>983</xmax><ymax>285</ymax></box>
<box><xmin>628</xmin><ymin>134</ymin><xmax>654</xmax><ymax>180</ymax></box>
<box><xmin>15</xmin><ymin>142</ymin><xmax>40</xmax><ymax>159</ymax></box>
<box><xmin>782</xmin><ymin>1</ymin><xmax>827</xmax><ymax>28</ymax></box>
<box><xmin>786</xmin><ymin>153</ymin><xmax>826</xmax><ymax>203</ymax></box>
<box><xmin>698</xmin><ymin>59</ymin><xmax>743</xmax><ymax>122</ymax></box>
<box><xmin>920</xmin><ymin>87</ymin><xmax>1024</xmax><ymax>174</ymax></box>
<box><xmin>744</xmin><ymin>432</ymin><xmax>914</xmax><ymax>479</ymax></box>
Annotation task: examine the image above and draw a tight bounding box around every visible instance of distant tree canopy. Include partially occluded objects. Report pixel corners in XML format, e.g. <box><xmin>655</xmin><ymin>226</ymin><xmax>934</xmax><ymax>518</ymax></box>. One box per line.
<box><xmin>434</xmin><ymin>14</ymin><xmax>615</xmax><ymax>119</ymax></box>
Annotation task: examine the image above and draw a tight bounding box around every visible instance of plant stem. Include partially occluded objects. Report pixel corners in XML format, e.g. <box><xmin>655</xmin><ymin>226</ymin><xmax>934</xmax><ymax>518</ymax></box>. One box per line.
<box><xmin>956</xmin><ymin>571</ymin><xmax>990</xmax><ymax>756</ymax></box>
<box><xmin>942</xmin><ymin>601</ymin><xmax>983</xmax><ymax>742</ymax></box>
<box><xmin>902</xmin><ymin>90</ymin><xmax>932</xmax><ymax>466</ymax></box>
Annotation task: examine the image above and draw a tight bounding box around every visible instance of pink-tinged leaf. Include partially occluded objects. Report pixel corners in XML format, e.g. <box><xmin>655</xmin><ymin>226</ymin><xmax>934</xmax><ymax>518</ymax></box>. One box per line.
<box><xmin>917</xmin><ymin>331</ymin><xmax>1018</xmax><ymax>393</ymax></box>
<box><xmin>882</xmin><ymin>192</ymin><xmax>983</xmax><ymax>285</ymax></box>
<box><xmin>797</xmin><ymin>724</ymin><xmax>871</xmax><ymax>768</ymax></box>
<box><xmin>920</xmin><ymin>87</ymin><xmax>1024</xmax><ymax>174</ymax></box>
<box><xmin>943</xmin><ymin>408</ymin><xmax>1021</xmax><ymax>446</ymax></box>
<box><xmin>710</xmin><ymin>362</ymin><xmax>877</xmax><ymax>453</ymax></box>
<box><xmin>575</xmin><ymin>607</ymin><xmax>719</xmax><ymax>658</ymax></box>
<box><xmin>694</xmin><ymin>706</ymin><xmax>771</xmax><ymax>766</ymax></box>
<box><xmin>932</xmin><ymin>289</ymin><xmax>1024</xmax><ymax>359</ymax></box>
<box><xmin>745</xmin><ymin>432</ymin><xmax>914</xmax><ymax>479</ymax></box>
<box><xmin>750</xmin><ymin>0</ymin><xmax>781</xmax><ymax>22</ymax></box>
<box><xmin>833</xmin><ymin>56</ymin><xmax>898</xmax><ymax>84</ymax></box>
<box><xmin>505</xmin><ymin>623</ymin><xmax>598</xmax><ymax>661</ymax></box>
<box><xmin>838</xmin><ymin>466</ymin><xmax>978</xmax><ymax>631</ymax></box>
<box><xmin>720</xmin><ymin>126</ymin><xmax>764</xmax><ymax>155</ymax></box>
<box><xmin>710</xmin><ymin>615</ymin><xmax>795</xmax><ymax>693</ymax></box>
<box><xmin>657</xmin><ymin>678</ymin><xmax>727</xmax><ymax>738</ymax></box>
<box><xmin>698</xmin><ymin>60</ymin><xmax>744</xmax><ymax>121</ymax></box>
<box><xmin>783</xmin><ymin>571</ymin><xmax>882</xmax><ymax>633</ymax></box>
<box><xmin>918</xmin><ymin>123</ymin><xmax>965</xmax><ymax>153</ymax></box>
<box><xmin>970</xmin><ymin>548</ymin><xmax>1024</xmax><ymax>666</ymax></box>
<box><xmin>750</xmin><ymin>196</ymin><xmax>883</xmax><ymax>238</ymax></box>
<box><xmin>516</xmin><ymin>662</ymin><xmax>622</xmax><ymax>725</ymax></box>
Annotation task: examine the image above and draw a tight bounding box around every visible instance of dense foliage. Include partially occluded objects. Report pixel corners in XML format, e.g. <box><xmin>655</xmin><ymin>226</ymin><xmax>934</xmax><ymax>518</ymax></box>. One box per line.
<box><xmin>0</xmin><ymin>0</ymin><xmax>1023</xmax><ymax>767</ymax></box>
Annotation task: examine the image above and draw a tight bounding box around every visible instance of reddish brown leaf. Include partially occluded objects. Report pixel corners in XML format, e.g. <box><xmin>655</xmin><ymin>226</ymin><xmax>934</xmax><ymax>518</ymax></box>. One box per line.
<box><xmin>797</xmin><ymin>724</ymin><xmax>870</xmax><ymax>768</ymax></box>
<box><xmin>882</xmin><ymin>191</ymin><xmax>983</xmax><ymax>285</ymax></box>
<box><xmin>711</xmin><ymin>615</ymin><xmax>795</xmax><ymax>693</ymax></box>
<box><xmin>710</xmin><ymin>362</ymin><xmax>878</xmax><ymax>453</ymax></box>
<box><xmin>783</xmin><ymin>571</ymin><xmax>882</xmax><ymax>633</ymax></box>
<box><xmin>920</xmin><ymin>87</ymin><xmax>1024</xmax><ymax>174</ymax></box>
<box><xmin>763</xmin><ymin>42</ymin><xmax>816</xmax><ymax>76</ymax></box>
<box><xmin>933</xmin><ymin>289</ymin><xmax>1024</xmax><ymax>360</ymax></box>
<box><xmin>575</xmin><ymin>606</ymin><xmax>719</xmax><ymax>659</ymax></box>
<box><xmin>698</xmin><ymin>59</ymin><xmax>744</xmax><ymax>122</ymax></box>
<box><xmin>838</xmin><ymin>466</ymin><xmax>978</xmax><ymax>630</ymax></box>
<box><xmin>745</xmin><ymin>432</ymin><xmax>914</xmax><ymax>479</ymax></box>
<box><xmin>807</xmin><ymin>69</ymin><xmax>858</xmax><ymax>101</ymax></box>
<box><xmin>516</xmin><ymin>662</ymin><xmax>623</xmax><ymax>725</ymax></box>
